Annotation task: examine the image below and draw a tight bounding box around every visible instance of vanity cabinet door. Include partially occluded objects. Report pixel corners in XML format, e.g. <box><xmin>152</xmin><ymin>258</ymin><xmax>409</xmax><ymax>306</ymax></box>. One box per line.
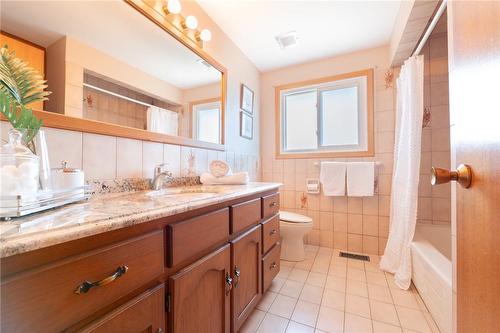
<box><xmin>230</xmin><ymin>225</ymin><xmax>262</xmax><ymax>332</ymax></box>
<box><xmin>168</xmin><ymin>244</ymin><xmax>231</xmax><ymax>333</ymax></box>
<box><xmin>80</xmin><ymin>284</ymin><xmax>165</xmax><ymax>333</ymax></box>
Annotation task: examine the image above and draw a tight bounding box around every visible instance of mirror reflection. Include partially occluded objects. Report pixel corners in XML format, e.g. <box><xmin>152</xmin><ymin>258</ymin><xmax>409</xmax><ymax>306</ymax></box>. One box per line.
<box><xmin>1</xmin><ymin>1</ymin><xmax>223</xmax><ymax>144</ymax></box>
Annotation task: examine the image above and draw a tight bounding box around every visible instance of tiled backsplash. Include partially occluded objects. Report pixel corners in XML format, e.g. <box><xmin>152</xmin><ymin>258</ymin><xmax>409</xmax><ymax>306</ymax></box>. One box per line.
<box><xmin>417</xmin><ymin>13</ymin><xmax>451</xmax><ymax>226</ymax></box>
<box><xmin>0</xmin><ymin>122</ymin><xmax>261</xmax><ymax>183</ymax></box>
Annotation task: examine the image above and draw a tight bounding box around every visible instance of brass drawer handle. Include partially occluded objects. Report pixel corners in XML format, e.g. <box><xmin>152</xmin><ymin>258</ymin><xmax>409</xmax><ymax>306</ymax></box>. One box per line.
<box><xmin>270</xmin><ymin>229</ymin><xmax>277</xmax><ymax>236</ymax></box>
<box><xmin>270</xmin><ymin>262</ymin><xmax>277</xmax><ymax>270</ymax></box>
<box><xmin>233</xmin><ymin>266</ymin><xmax>241</xmax><ymax>288</ymax></box>
<box><xmin>269</xmin><ymin>202</ymin><xmax>277</xmax><ymax>207</ymax></box>
<box><xmin>74</xmin><ymin>265</ymin><xmax>128</xmax><ymax>295</ymax></box>
<box><xmin>225</xmin><ymin>272</ymin><xmax>233</xmax><ymax>295</ymax></box>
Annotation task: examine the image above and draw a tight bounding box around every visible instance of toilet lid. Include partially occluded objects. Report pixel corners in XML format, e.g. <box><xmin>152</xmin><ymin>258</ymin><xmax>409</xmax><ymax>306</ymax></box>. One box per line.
<box><xmin>279</xmin><ymin>211</ymin><xmax>313</xmax><ymax>223</ymax></box>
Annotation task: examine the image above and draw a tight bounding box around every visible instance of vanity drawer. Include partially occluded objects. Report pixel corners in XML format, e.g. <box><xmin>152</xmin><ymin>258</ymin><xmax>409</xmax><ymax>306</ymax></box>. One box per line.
<box><xmin>168</xmin><ymin>208</ymin><xmax>229</xmax><ymax>267</ymax></box>
<box><xmin>230</xmin><ymin>198</ymin><xmax>262</xmax><ymax>234</ymax></box>
<box><xmin>262</xmin><ymin>243</ymin><xmax>281</xmax><ymax>292</ymax></box>
<box><xmin>1</xmin><ymin>231</ymin><xmax>164</xmax><ymax>333</ymax></box>
<box><xmin>262</xmin><ymin>193</ymin><xmax>280</xmax><ymax>220</ymax></box>
<box><xmin>262</xmin><ymin>215</ymin><xmax>280</xmax><ymax>254</ymax></box>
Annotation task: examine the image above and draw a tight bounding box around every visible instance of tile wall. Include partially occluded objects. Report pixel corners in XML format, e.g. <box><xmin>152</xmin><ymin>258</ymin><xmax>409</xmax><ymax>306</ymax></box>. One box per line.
<box><xmin>260</xmin><ymin>47</ymin><xmax>398</xmax><ymax>255</ymax></box>
<box><xmin>417</xmin><ymin>12</ymin><xmax>451</xmax><ymax>226</ymax></box>
<box><xmin>0</xmin><ymin>122</ymin><xmax>261</xmax><ymax>183</ymax></box>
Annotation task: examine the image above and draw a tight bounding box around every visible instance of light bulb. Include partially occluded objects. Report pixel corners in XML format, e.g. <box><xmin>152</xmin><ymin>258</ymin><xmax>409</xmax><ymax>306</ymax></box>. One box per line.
<box><xmin>185</xmin><ymin>15</ymin><xmax>198</xmax><ymax>30</ymax></box>
<box><xmin>200</xmin><ymin>29</ymin><xmax>212</xmax><ymax>42</ymax></box>
<box><xmin>167</xmin><ymin>0</ymin><xmax>181</xmax><ymax>14</ymax></box>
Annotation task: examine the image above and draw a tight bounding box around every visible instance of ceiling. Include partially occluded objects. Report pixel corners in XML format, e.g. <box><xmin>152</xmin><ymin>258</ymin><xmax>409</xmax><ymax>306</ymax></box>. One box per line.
<box><xmin>197</xmin><ymin>0</ymin><xmax>402</xmax><ymax>72</ymax></box>
<box><xmin>1</xmin><ymin>1</ymin><xmax>221</xmax><ymax>89</ymax></box>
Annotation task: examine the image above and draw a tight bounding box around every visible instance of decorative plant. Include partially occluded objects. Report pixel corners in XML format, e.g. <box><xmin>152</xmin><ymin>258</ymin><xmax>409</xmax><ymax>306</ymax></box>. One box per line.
<box><xmin>0</xmin><ymin>45</ymin><xmax>50</xmax><ymax>146</ymax></box>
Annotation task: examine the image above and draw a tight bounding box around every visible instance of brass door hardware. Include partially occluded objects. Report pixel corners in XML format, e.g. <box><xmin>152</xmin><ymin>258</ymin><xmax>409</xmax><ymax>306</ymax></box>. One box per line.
<box><xmin>233</xmin><ymin>266</ymin><xmax>241</xmax><ymax>288</ymax></box>
<box><xmin>74</xmin><ymin>265</ymin><xmax>128</xmax><ymax>295</ymax></box>
<box><xmin>270</xmin><ymin>229</ymin><xmax>277</xmax><ymax>235</ymax></box>
<box><xmin>270</xmin><ymin>262</ymin><xmax>278</xmax><ymax>270</ymax></box>
<box><xmin>225</xmin><ymin>273</ymin><xmax>233</xmax><ymax>295</ymax></box>
<box><xmin>431</xmin><ymin>164</ymin><xmax>472</xmax><ymax>188</ymax></box>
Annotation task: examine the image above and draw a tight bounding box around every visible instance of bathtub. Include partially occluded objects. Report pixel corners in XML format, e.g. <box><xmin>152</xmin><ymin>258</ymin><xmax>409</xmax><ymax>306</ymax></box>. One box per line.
<box><xmin>411</xmin><ymin>224</ymin><xmax>452</xmax><ymax>333</ymax></box>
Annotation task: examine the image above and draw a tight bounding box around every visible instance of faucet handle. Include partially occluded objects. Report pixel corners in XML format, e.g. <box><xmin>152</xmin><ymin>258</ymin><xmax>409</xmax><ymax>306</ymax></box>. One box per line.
<box><xmin>154</xmin><ymin>163</ymin><xmax>169</xmax><ymax>174</ymax></box>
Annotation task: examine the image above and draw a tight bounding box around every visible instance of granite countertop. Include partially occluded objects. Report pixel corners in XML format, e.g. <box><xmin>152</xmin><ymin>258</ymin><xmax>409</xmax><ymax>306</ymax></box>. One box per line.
<box><xmin>0</xmin><ymin>182</ymin><xmax>281</xmax><ymax>258</ymax></box>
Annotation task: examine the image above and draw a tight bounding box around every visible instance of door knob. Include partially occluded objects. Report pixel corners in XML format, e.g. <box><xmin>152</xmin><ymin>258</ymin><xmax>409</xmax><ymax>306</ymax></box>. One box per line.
<box><xmin>431</xmin><ymin>164</ymin><xmax>472</xmax><ymax>188</ymax></box>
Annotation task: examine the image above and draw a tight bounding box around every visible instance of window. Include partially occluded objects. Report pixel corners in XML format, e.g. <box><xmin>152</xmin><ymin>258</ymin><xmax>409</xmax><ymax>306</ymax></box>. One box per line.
<box><xmin>277</xmin><ymin>69</ymin><xmax>373</xmax><ymax>158</ymax></box>
<box><xmin>192</xmin><ymin>99</ymin><xmax>221</xmax><ymax>144</ymax></box>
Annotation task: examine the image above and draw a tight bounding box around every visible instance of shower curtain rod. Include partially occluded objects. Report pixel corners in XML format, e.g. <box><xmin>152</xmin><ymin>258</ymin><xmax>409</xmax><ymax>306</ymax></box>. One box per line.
<box><xmin>412</xmin><ymin>0</ymin><xmax>448</xmax><ymax>57</ymax></box>
<box><xmin>82</xmin><ymin>83</ymin><xmax>181</xmax><ymax>109</ymax></box>
<box><xmin>83</xmin><ymin>83</ymin><xmax>157</xmax><ymax>108</ymax></box>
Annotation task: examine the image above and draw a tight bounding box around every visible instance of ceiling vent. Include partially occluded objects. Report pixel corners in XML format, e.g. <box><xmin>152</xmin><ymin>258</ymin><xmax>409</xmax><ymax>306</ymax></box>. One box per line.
<box><xmin>275</xmin><ymin>31</ymin><xmax>299</xmax><ymax>49</ymax></box>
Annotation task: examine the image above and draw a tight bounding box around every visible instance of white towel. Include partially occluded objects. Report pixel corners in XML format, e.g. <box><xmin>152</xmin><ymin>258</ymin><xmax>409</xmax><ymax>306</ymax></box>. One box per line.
<box><xmin>209</xmin><ymin>160</ymin><xmax>232</xmax><ymax>177</ymax></box>
<box><xmin>347</xmin><ymin>162</ymin><xmax>375</xmax><ymax>196</ymax></box>
<box><xmin>319</xmin><ymin>162</ymin><xmax>346</xmax><ymax>196</ymax></box>
<box><xmin>200</xmin><ymin>172</ymin><xmax>249</xmax><ymax>185</ymax></box>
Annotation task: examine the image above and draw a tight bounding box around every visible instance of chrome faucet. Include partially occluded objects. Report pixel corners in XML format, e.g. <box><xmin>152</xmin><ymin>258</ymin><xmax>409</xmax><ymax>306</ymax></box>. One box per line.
<box><xmin>151</xmin><ymin>163</ymin><xmax>173</xmax><ymax>190</ymax></box>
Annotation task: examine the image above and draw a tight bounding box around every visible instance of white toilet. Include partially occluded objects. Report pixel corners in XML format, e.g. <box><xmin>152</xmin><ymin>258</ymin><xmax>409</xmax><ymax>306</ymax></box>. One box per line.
<box><xmin>279</xmin><ymin>210</ymin><xmax>313</xmax><ymax>262</ymax></box>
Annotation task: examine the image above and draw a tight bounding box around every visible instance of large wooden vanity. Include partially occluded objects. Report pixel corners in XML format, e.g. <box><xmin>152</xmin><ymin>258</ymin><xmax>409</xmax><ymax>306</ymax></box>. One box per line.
<box><xmin>0</xmin><ymin>187</ymin><xmax>280</xmax><ymax>333</ymax></box>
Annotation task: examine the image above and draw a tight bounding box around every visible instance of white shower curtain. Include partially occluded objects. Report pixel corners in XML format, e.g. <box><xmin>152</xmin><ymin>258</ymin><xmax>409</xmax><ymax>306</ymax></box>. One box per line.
<box><xmin>380</xmin><ymin>55</ymin><xmax>424</xmax><ymax>290</ymax></box>
<box><xmin>147</xmin><ymin>106</ymin><xmax>179</xmax><ymax>136</ymax></box>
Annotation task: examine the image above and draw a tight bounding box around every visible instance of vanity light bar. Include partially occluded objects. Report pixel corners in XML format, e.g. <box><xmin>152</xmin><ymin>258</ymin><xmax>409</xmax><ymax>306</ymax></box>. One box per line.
<box><xmin>162</xmin><ymin>0</ymin><xmax>212</xmax><ymax>46</ymax></box>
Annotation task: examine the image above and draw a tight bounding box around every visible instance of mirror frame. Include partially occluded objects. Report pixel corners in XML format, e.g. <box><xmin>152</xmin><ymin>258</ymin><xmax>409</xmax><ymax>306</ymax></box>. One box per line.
<box><xmin>5</xmin><ymin>0</ymin><xmax>227</xmax><ymax>151</ymax></box>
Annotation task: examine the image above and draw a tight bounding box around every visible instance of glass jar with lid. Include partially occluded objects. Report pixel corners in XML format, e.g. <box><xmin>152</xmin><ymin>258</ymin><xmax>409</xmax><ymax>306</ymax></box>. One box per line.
<box><xmin>0</xmin><ymin>128</ymin><xmax>40</xmax><ymax>198</ymax></box>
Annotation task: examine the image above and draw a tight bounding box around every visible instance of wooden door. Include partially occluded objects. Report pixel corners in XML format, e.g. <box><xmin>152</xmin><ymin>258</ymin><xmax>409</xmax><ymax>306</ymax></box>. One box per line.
<box><xmin>230</xmin><ymin>225</ymin><xmax>262</xmax><ymax>332</ymax></box>
<box><xmin>80</xmin><ymin>284</ymin><xmax>165</xmax><ymax>333</ymax></box>
<box><xmin>447</xmin><ymin>2</ymin><xmax>500</xmax><ymax>332</ymax></box>
<box><xmin>169</xmin><ymin>244</ymin><xmax>231</xmax><ymax>333</ymax></box>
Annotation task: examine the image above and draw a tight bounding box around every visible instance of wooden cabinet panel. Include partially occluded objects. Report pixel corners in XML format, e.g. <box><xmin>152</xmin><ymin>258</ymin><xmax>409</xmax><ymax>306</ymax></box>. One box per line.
<box><xmin>230</xmin><ymin>198</ymin><xmax>261</xmax><ymax>234</ymax></box>
<box><xmin>262</xmin><ymin>193</ymin><xmax>280</xmax><ymax>220</ymax></box>
<box><xmin>80</xmin><ymin>284</ymin><xmax>165</xmax><ymax>333</ymax></box>
<box><xmin>1</xmin><ymin>231</ymin><xmax>164</xmax><ymax>333</ymax></box>
<box><xmin>0</xmin><ymin>32</ymin><xmax>45</xmax><ymax>111</ymax></box>
<box><xmin>169</xmin><ymin>244</ymin><xmax>231</xmax><ymax>333</ymax></box>
<box><xmin>167</xmin><ymin>208</ymin><xmax>229</xmax><ymax>267</ymax></box>
<box><xmin>230</xmin><ymin>225</ymin><xmax>262</xmax><ymax>332</ymax></box>
<box><xmin>261</xmin><ymin>215</ymin><xmax>280</xmax><ymax>254</ymax></box>
<box><xmin>262</xmin><ymin>244</ymin><xmax>281</xmax><ymax>292</ymax></box>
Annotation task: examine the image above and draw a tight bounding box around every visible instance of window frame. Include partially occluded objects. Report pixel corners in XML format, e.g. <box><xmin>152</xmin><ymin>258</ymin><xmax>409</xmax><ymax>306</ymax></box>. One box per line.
<box><xmin>275</xmin><ymin>69</ymin><xmax>374</xmax><ymax>159</ymax></box>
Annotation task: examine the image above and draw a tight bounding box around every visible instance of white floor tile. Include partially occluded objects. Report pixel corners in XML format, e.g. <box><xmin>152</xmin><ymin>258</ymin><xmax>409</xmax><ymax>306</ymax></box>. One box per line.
<box><xmin>269</xmin><ymin>294</ymin><xmax>298</xmax><ymax>319</ymax></box>
<box><xmin>289</xmin><ymin>268</ymin><xmax>310</xmax><ymax>283</ymax></box>
<box><xmin>270</xmin><ymin>277</ymin><xmax>286</xmax><ymax>293</ymax></box>
<box><xmin>396</xmin><ymin>306</ymin><xmax>432</xmax><ymax>333</ymax></box>
<box><xmin>346</xmin><ymin>279</ymin><xmax>368</xmax><ymax>297</ymax></box>
<box><xmin>257</xmin><ymin>291</ymin><xmax>278</xmax><ymax>311</ymax></box>
<box><xmin>344</xmin><ymin>313</ymin><xmax>373</xmax><ymax>333</ymax></box>
<box><xmin>280</xmin><ymin>280</ymin><xmax>305</xmax><ymax>298</ymax></box>
<box><xmin>345</xmin><ymin>294</ymin><xmax>371</xmax><ymax>318</ymax></box>
<box><xmin>241</xmin><ymin>309</ymin><xmax>266</xmax><ymax>333</ymax></box>
<box><xmin>391</xmin><ymin>289</ymin><xmax>420</xmax><ymax>310</ymax></box>
<box><xmin>321</xmin><ymin>289</ymin><xmax>345</xmax><ymax>311</ymax></box>
<box><xmin>286</xmin><ymin>321</ymin><xmax>315</xmax><ymax>333</ymax></box>
<box><xmin>291</xmin><ymin>300</ymin><xmax>320</xmax><ymax>327</ymax></box>
<box><xmin>325</xmin><ymin>275</ymin><xmax>346</xmax><ymax>292</ymax></box>
<box><xmin>316</xmin><ymin>306</ymin><xmax>344</xmax><ymax>333</ymax></box>
<box><xmin>372</xmin><ymin>320</ymin><xmax>403</xmax><ymax>333</ymax></box>
<box><xmin>370</xmin><ymin>300</ymin><xmax>399</xmax><ymax>326</ymax></box>
<box><xmin>367</xmin><ymin>284</ymin><xmax>393</xmax><ymax>304</ymax></box>
<box><xmin>299</xmin><ymin>284</ymin><xmax>324</xmax><ymax>304</ymax></box>
<box><xmin>257</xmin><ymin>313</ymin><xmax>289</xmax><ymax>333</ymax></box>
<box><xmin>306</xmin><ymin>272</ymin><xmax>327</xmax><ymax>287</ymax></box>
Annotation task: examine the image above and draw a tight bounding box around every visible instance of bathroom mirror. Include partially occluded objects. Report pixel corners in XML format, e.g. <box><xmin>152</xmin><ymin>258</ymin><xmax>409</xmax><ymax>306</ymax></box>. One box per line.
<box><xmin>0</xmin><ymin>0</ymin><xmax>226</xmax><ymax>149</ymax></box>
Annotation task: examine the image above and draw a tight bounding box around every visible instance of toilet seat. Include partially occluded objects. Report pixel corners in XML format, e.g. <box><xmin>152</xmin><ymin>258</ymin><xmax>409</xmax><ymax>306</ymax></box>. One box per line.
<box><xmin>279</xmin><ymin>211</ymin><xmax>312</xmax><ymax>224</ymax></box>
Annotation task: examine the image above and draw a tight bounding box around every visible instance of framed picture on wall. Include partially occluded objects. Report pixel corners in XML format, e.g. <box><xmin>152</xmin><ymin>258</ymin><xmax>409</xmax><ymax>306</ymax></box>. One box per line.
<box><xmin>240</xmin><ymin>111</ymin><xmax>253</xmax><ymax>140</ymax></box>
<box><xmin>240</xmin><ymin>84</ymin><xmax>254</xmax><ymax>114</ymax></box>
